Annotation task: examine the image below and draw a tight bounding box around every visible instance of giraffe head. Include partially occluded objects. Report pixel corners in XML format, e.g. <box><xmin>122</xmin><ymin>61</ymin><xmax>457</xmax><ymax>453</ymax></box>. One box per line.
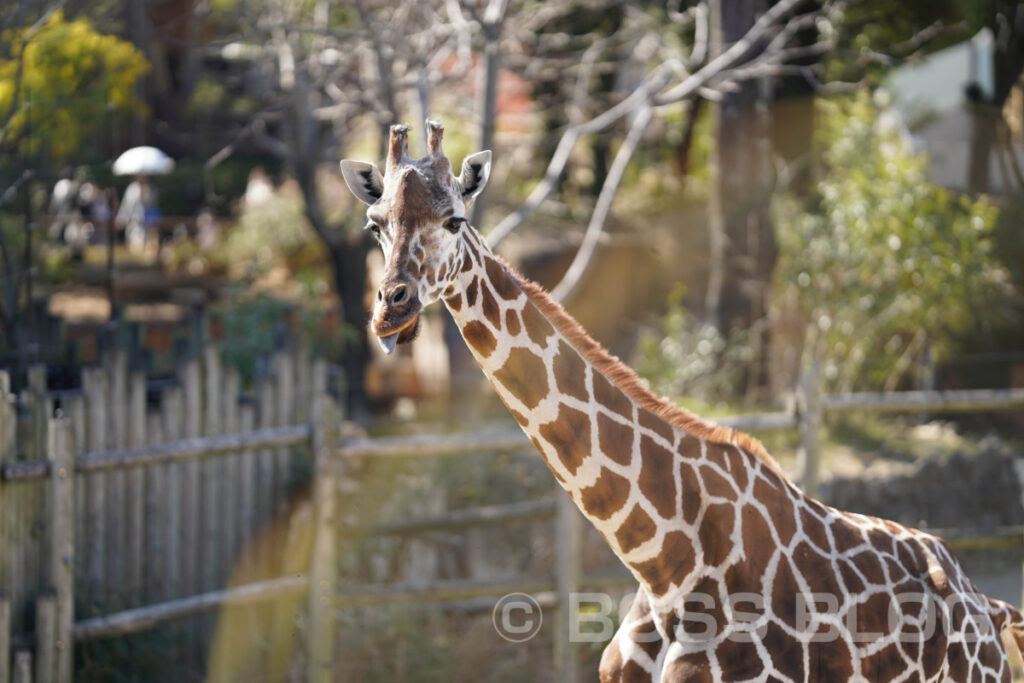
<box><xmin>340</xmin><ymin>121</ymin><xmax>491</xmax><ymax>354</ymax></box>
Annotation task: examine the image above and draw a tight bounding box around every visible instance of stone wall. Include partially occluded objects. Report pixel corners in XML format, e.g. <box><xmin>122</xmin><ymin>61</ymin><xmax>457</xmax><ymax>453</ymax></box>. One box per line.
<box><xmin>820</xmin><ymin>439</ymin><xmax>1024</xmax><ymax>531</ymax></box>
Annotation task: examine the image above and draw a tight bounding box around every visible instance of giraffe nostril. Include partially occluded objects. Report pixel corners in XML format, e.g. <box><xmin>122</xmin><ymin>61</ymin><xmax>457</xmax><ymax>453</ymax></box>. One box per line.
<box><xmin>376</xmin><ymin>289</ymin><xmax>383</xmax><ymax>302</ymax></box>
<box><xmin>388</xmin><ymin>284</ymin><xmax>408</xmax><ymax>306</ymax></box>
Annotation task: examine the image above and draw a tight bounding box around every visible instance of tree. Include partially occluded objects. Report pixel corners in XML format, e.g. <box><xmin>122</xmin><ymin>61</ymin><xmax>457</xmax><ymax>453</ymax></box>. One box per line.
<box><xmin>202</xmin><ymin>0</ymin><xmax>474</xmax><ymax>418</ymax></box>
<box><xmin>0</xmin><ymin>9</ymin><xmax>147</xmax><ymax>161</ymax></box>
<box><xmin>0</xmin><ymin>7</ymin><xmax>147</xmax><ymax>359</ymax></box>
<box><xmin>968</xmin><ymin>1</ymin><xmax>1024</xmax><ymax>193</ymax></box>
<box><xmin>774</xmin><ymin>95</ymin><xmax>1014</xmax><ymax>391</ymax></box>
<box><xmin>703</xmin><ymin>0</ymin><xmax>778</xmax><ymax>400</ymax></box>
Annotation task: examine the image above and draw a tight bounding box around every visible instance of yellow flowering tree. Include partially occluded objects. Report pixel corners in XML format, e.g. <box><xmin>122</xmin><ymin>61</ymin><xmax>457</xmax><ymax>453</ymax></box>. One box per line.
<box><xmin>0</xmin><ymin>10</ymin><xmax>148</xmax><ymax>161</ymax></box>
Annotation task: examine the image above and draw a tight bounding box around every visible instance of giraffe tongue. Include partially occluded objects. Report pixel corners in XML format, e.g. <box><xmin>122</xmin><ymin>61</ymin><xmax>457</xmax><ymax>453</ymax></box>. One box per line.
<box><xmin>377</xmin><ymin>332</ymin><xmax>399</xmax><ymax>355</ymax></box>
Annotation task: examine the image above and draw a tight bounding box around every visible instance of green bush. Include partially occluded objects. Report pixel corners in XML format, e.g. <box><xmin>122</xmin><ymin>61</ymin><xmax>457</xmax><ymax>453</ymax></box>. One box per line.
<box><xmin>635</xmin><ymin>284</ymin><xmax>753</xmax><ymax>407</ymax></box>
<box><xmin>773</xmin><ymin>93</ymin><xmax>1016</xmax><ymax>391</ymax></box>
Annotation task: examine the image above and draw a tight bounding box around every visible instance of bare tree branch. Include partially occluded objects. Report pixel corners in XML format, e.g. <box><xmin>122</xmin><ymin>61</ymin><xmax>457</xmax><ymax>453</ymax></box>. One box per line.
<box><xmin>549</xmin><ymin>104</ymin><xmax>653</xmax><ymax>302</ymax></box>
<box><xmin>487</xmin><ymin>0</ymin><xmax>812</xmax><ymax>247</ymax></box>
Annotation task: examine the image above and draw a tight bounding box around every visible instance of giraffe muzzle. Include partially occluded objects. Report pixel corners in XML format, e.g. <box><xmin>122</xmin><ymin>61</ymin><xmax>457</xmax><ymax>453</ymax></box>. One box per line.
<box><xmin>373</xmin><ymin>314</ymin><xmax>421</xmax><ymax>355</ymax></box>
<box><xmin>371</xmin><ymin>292</ymin><xmax>422</xmax><ymax>355</ymax></box>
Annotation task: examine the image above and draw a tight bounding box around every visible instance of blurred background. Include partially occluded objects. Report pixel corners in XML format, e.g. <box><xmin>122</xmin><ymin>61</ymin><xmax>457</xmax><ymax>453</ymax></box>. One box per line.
<box><xmin>1</xmin><ymin>0</ymin><xmax>1024</xmax><ymax>681</ymax></box>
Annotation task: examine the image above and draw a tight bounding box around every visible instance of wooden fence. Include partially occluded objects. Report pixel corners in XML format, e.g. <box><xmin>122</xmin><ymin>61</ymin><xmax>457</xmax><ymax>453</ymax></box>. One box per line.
<box><xmin>0</xmin><ymin>343</ymin><xmax>331</xmax><ymax>683</ymax></box>
<box><xmin>2</xmin><ymin>350</ymin><xmax>1024</xmax><ymax>682</ymax></box>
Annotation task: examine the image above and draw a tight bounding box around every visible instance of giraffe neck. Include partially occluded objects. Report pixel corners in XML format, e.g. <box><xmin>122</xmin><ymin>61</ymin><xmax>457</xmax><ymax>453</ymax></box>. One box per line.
<box><xmin>443</xmin><ymin>228</ymin><xmax>791</xmax><ymax>604</ymax></box>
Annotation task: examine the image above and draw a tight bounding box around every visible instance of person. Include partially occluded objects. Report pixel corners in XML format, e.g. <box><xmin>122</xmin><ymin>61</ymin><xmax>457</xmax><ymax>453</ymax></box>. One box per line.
<box><xmin>195</xmin><ymin>208</ymin><xmax>220</xmax><ymax>252</ymax></box>
<box><xmin>243</xmin><ymin>167</ymin><xmax>273</xmax><ymax>209</ymax></box>
<box><xmin>116</xmin><ymin>174</ymin><xmax>159</xmax><ymax>253</ymax></box>
<box><xmin>48</xmin><ymin>167</ymin><xmax>80</xmax><ymax>242</ymax></box>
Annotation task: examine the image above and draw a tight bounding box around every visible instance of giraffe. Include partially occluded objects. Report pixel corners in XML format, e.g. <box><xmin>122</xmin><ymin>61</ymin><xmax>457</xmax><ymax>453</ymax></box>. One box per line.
<box><xmin>341</xmin><ymin>121</ymin><xmax>1024</xmax><ymax>682</ymax></box>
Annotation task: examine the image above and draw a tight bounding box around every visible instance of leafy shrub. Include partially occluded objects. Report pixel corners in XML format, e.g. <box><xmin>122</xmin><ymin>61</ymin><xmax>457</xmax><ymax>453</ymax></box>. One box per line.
<box><xmin>635</xmin><ymin>285</ymin><xmax>753</xmax><ymax>406</ymax></box>
<box><xmin>773</xmin><ymin>93</ymin><xmax>1015</xmax><ymax>391</ymax></box>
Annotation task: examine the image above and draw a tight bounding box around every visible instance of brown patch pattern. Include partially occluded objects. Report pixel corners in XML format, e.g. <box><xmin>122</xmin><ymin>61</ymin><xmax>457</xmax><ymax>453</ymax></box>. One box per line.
<box><xmin>579</xmin><ymin>467</ymin><xmax>631</xmax><ymax>520</ymax></box>
<box><xmin>485</xmin><ymin>256</ymin><xmax>521</xmax><ymax>300</ymax></box>
<box><xmin>634</xmin><ymin>530</ymin><xmax>694</xmax><ymax>595</ymax></box>
<box><xmin>615</xmin><ymin>505</ymin><xmax>658</xmax><ymax>553</ymax></box>
<box><xmin>494</xmin><ymin>347</ymin><xmax>548</xmax><ymax>409</ymax></box>
<box><xmin>462</xmin><ymin>321</ymin><xmax>496</xmax><ymax>358</ymax></box>
<box><xmin>638</xmin><ymin>408</ymin><xmax>675</xmax><ymax>444</ymax></box>
<box><xmin>637</xmin><ymin>436</ymin><xmax>676</xmax><ymax>519</ymax></box>
<box><xmin>553</xmin><ymin>340</ymin><xmax>588</xmax><ymax>403</ymax></box>
<box><xmin>593</xmin><ymin>372</ymin><xmax>632</xmax><ymax>419</ymax></box>
<box><xmin>505</xmin><ymin>309</ymin><xmax>521</xmax><ymax>336</ymax></box>
<box><xmin>698</xmin><ymin>503</ymin><xmax>735</xmax><ymax>567</ymax></box>
<box><xmin>480</xmin><ymin>282</ymin><xmax>501</xmax><ymax>328</ymax></box>
<box><xmin>538</xmin><ymin>403</ymin><xmax>590</xmax><ymax>475</ymax></box>
<box><xmin>597</xmin><ymin>412</ymin><xmax>634</xmax><ymax>466</ymax></box>
<box><xmin>521</xmin><ymin>301</ymin><xmax>554</xmax><ymax>347</ymax></box>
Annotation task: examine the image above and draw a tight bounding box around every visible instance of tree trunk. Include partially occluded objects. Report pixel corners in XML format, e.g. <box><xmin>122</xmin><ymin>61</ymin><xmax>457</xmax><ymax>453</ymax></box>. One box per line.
<box><xmin>968</xmin><ymin>104</ymin><xmax>996</xmax><ymax>194</ymax></box>
<box><xmin>326</xmin><ymin>235</ymin><xmax>373</xmax><ymax>421</ymax></box>
<box><xmin>706</xmin><ymin>0</ymin><xmax>777</xmax><ymax>396</ymax></box>
<box><xmin>447</xmin><ymin>18</ymin><xmax>503</xmax><ymax>425</ymax></box>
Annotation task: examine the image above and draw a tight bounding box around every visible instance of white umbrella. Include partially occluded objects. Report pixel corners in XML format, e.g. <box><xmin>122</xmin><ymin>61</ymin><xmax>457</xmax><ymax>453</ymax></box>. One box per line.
<box><xmin>112</xmin><ymin>146</ymin><xmax>175</xmax><ymax>176</ymax></box>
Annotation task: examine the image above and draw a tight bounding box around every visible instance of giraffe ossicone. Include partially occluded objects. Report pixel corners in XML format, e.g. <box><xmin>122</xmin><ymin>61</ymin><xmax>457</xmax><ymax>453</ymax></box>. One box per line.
<box><xmin>342</xmin><ymin>121</ymin><xmax>1024</xmax><ymax>682</ymax></box>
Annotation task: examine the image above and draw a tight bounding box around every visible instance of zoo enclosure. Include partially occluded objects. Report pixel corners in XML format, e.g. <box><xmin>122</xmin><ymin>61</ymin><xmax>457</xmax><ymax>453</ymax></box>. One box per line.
<box><xmin>1</xmin><ymin>353</ymin><xmax>1023</xmax><ymax>683</ymax></box>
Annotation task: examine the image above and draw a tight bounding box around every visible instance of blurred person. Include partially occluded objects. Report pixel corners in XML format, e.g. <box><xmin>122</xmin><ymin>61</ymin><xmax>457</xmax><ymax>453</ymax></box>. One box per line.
<box><xmin>196</xmin><ymin>208</ymin><xmax>220</xmax><ymax>252</ymax></box>
<box><xmin>77</xmin><ymin>179</ymin><xmax>110</xmax><ymax>230</ymax></box>
<box><xmin>48</xmin><ymin>167</ymin><xmax>81</xmax><ymax>242</ymax></box>
<box><xmin>65</xmin><ymin>179</ymin><xmax>114</xmax><ymax>260</ymax></box>
<box><xmin>116</xmin><ymin>174</ymin><xmax>159</xmax><ymax>253</ymax></box>
<box><xmin>243</xmin><ymin>167</ymin><xmax>273</xmax><ymax>209</ymax></box>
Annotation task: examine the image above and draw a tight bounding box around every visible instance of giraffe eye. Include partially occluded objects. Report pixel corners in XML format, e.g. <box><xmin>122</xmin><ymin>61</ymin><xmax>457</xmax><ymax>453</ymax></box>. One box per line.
<box><xmin>444</xmin><ymin>217</ymin><xmax>465</xmax><ymax>234</ymax></box>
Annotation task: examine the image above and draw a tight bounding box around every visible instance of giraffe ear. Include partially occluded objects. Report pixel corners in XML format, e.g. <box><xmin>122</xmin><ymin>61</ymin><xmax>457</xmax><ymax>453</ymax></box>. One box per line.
<box><xmin>457</xmin><ymin>150</ymin><xmax>491</xmax><ymax>202</ymax></box>
<box><xmin>340</xmin><ymin>160</ymin><xmax>384</xmax><ymax>205</ymax></box>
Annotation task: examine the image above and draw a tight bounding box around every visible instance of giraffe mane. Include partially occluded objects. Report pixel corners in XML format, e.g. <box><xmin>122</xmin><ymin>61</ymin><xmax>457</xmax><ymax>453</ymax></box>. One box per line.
<box><xmin>501</xmin><ymin>260</ymin><xmax>784</xmax><ymax>475</ymax></box>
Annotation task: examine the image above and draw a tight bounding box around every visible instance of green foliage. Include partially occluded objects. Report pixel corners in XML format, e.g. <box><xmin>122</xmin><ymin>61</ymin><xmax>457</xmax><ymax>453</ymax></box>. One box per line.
<box><xmin>635</xmin><ymin>285</ymin><xmax>753</xmax><ymax>406</ymax></box>
<box><xmin>153</xmin><ymin>157</ymin><xmax>275</xmax><ymax>217</ymax></box>
<box><xmin>825</xmin><ymin>0</ymin><xmax>983</xmax><ymax>85</ymax></box>
<box><xmin>221</xmin><ymin>184</ymin><xmax>323</xmax><ymax>278</ymax></box>
<box><xmin>0</xmin><ymin>11</ymin><xmax>148</xmax><ymax>160</ymax></box>
<box><xmin>774</xmin><ymin>94</ymin><xmax>1014</xmax><ymax>390</ymax></box>
<box><xmin>216</xmin><ymin>290</ymin><xmax>331</xmax><ymax>383</ymax></box>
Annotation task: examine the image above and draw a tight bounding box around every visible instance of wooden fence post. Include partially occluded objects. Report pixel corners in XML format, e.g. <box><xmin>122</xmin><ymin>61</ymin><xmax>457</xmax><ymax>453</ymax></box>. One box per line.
<box><xmin>220</xmin><ymin>368</ymin><xmax>240</xmax><ymax>584</ymax></box>
<box><xmin>48</xmin><ymin>418</ymin><xmax>73</xmax><ymax>683</ymax></box>
<box><xmin>256</xmin><ymin>376</ymin><xmax>276</xmax><ymax>575</ymax></box>
<box><xmin>202</xmin><ymin>346</ymin><xmax>223</xmax><ymax>593</ymax></box>
<box><xmin>161</xmin><ymin>386</ymin><xmax>183</xmax><ymax>601</ymax></box>
<box><xmin>554</xmin><ymin>493</ymin><xmax>582</xmax><ymax>683</ymax></box>
<box><xmin>26</xmin><ymin>366</ymin><xmax>48</xmax><ymax>461</ymax></box>
<box><xmin>0</xmin><ymin>375</ymin><xmax>11</xmax><ymax>683</ymax></box>
<box><xmin>272</xmin><ymin>351</ymin><xmax>294</xmax><ymax>512</ymax></box>
<box><xmin>797</xmin><ymin>359</ymin><xmax>823</xmax><ymax>499</ymax></box>
<box><xmin>126</xmin><ymin>373</ymin><xmax>146</xmax><ymax>604</ymax></box>
<box><xmin>34</xmin><ymin>595</ymin><xmax>54</xmax><ymax>683</ymax></box>
<box><xmin>104</xmin><ymin>350</ymin><xmax>127</xmax><ymax>612</ymax></box>
<box><xmin>11</xmin><ymin>650</ymin><xmax>29</xmax><ymax>683</ymax></box>
<box><xmin>307</xmin><ymin>372</ymin><xmax>336</xmax><ymax>683</ymax></box>
<box><xmin>1</xmin><ymin>595</ymin><xmax>10</xmax><ymax>683</ymax></box>
<box><xmin>83</xmin><ymin>367</ymin><xmax>107</xmax><ymax>603</ymax></box>
<box><xmin>180</xmin><ymin>358</ymin><xmax>201</xmax><ymax>598</ymax></box>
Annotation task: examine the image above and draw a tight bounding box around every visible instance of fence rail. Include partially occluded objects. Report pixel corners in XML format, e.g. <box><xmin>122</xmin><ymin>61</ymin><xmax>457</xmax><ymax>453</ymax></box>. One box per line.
<box><xmin>1</xmin><ymin>425</ymin><xmax>314</xmax><ymax>481</ymax></box>
<box><xmin>822</xmin><ymin>387</ymin><xmax>1024</xmax><ymax>413</ymax></box>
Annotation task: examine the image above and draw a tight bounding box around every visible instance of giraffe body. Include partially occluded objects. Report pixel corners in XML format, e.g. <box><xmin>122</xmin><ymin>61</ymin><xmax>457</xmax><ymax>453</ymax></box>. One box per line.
<box><xmin>341</xmin><ymin>122</ymin><xmax>1024</xmax><ymax>682</ymax></box>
